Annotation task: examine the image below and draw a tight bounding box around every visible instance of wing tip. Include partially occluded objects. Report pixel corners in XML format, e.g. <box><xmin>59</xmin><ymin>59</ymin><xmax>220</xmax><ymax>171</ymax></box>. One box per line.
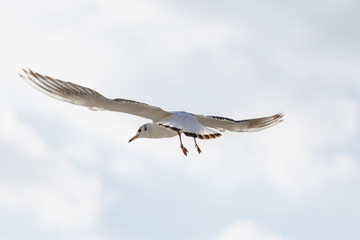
<box><xmin>274</xmin><ymin>112</ymin><xmax>284</xmax><ymax>122</ymax></box>
<box><xmin>19</xmin><ymin>68</ymin><xmax>28</xmax><ymax>79</ymax></box>
<box><xmin>20</xmin><ymin>68</ymin><xmax>37</xmax><ymax>81</ymax></box>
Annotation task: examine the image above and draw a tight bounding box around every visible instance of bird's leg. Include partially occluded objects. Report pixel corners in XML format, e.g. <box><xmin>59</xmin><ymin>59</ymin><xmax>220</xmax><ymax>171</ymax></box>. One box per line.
<box><xmin>193</xmin><ymin>138</ymin><xmax>202</xmax><ymax>154</ymax></box>
<box><xmin>177</xmin><ymin>132</ymin><xmax>188</xmax><ymax>156</ymax></box>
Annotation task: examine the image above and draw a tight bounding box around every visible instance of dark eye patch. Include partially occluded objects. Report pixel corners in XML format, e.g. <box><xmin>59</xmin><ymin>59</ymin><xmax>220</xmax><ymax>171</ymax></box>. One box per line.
<box><xmin>144</xmin><ymin>126</ymin><xmax>147</xmax><ymax>131</ymax></box>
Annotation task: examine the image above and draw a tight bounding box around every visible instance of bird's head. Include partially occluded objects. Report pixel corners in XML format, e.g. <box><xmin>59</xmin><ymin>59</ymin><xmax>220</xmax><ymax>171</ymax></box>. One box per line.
<box><xmin>128</xmin><ymin>123</ymin><xmax>152</xmax><ymax>142</ymax></box>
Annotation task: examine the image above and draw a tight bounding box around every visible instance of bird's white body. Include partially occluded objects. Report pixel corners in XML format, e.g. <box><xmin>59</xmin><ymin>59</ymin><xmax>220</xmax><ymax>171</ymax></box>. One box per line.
<box><xmin>131</xmin><ymin>111</ymin><xmax>219</xmax><ymax>139</ymax></box>
<box><xmin>20</xmin><ymin>69</ymin><xmax>283</xmax><ymax>156</ymax></box>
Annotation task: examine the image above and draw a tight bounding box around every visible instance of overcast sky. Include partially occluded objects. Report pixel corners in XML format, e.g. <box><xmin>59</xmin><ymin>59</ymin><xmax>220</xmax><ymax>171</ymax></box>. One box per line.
<box><xmin>0</xmin><ymin>0</ymin><xmax>359</xmax><ymax>239</ymax></box>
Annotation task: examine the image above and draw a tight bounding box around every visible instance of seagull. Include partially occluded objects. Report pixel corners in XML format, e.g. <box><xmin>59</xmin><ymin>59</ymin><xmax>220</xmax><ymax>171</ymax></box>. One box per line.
<box><xmin>20</xmin><ymin>69</ymin><xmax>283</xmax><ymax>156</ymax></box>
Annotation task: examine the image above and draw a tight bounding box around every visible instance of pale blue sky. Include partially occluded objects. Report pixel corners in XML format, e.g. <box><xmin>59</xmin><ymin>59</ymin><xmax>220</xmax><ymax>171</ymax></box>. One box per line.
<box><xmin>0</xmin><ymin>0</ymin><xmax>359</xmax><ymax>239</ymax></box>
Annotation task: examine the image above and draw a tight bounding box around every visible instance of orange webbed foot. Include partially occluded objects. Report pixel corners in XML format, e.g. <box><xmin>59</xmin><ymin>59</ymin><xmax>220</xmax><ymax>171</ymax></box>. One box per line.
<box><xmin>181</xmin><ymin>144</ymin><xmax>189</xmax><ymax>156</ymax></box>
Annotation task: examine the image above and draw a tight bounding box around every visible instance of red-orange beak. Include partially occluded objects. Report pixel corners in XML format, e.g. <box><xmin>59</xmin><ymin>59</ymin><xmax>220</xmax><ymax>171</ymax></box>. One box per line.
<box><xmin>128</xmin><ymin>136</ymin><xmax>138</xmax><ymax>143</ymax></box>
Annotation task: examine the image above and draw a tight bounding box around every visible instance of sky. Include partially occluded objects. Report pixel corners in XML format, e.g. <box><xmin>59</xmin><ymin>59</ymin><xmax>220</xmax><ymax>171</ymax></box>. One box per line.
<box><xmin>0</xmin><ymin>0</ymin><xmax>359</xmax><ymax>239</ymax></box>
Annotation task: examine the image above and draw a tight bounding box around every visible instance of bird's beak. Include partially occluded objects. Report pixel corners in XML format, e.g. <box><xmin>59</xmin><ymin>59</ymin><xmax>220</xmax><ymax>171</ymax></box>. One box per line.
<box><xmin>128</xmin><ymin>135</ymin><xmax>138</xmax><ymax>143</ymax></box>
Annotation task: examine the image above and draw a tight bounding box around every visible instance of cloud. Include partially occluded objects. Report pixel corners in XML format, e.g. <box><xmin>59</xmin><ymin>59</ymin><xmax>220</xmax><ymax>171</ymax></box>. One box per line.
<box><xmin>1</xmin><ymin>0</ymin><xmax>360</xmax><ymax>239</ymax></box>
<box><xmin>0</xmin><ymin>102</ymin><xmax>103</xmax><ymax>231</ymax></box>
<box><xmin>0</xmin><ymin>103</ymin><xmax>48</xmax><ymax>158</ymax></box>
<box><xmin>181</xmin><ymin>94</ymin><xmax>359</xmax><ymax>196</ymax></box>
<box><xmin>260</xmin><ymin>95</ymin><xmax>359</xmax><ymax>196</ymax></box>
<box><xmin>1</xmin><ymin>0</ymin><xmax>358</xmax><ymax>200</ymax></box>
<box><xmin>216</xmin><ymin>220</ymin><xmax>292</xmax><ymax>240</ymax></box>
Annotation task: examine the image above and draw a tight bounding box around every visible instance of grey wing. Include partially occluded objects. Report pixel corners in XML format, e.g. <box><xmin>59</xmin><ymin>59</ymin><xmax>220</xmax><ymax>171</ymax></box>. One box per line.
<box><xmin>20</xmin><ymin>69</ymin><xmax>171</xmax><ymax>121</ymax></box>
<box><xmin>195</xmin><ymin>113</ymin><xmax>284</xmax><ymax>132</ymax></box>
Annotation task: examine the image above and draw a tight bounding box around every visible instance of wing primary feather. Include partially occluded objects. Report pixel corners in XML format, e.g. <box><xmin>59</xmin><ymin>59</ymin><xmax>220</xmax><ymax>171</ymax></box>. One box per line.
<box><xmin>23</xmin><ymin>71</ymin><xmax>60</xmax><ymax>97</ymax></box>
<box><xmin>26</xmin><ymin>70</ymin><xmax>72</xmax><ymax>100</ymax></box>
<box><xmin>33</xmin><ymin>73</ymin><xmax>64</xmax><ymax>94</ymax></box>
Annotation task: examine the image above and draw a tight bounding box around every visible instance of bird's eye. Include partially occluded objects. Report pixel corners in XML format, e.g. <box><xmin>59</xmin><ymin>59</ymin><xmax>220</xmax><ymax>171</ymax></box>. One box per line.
<box><xmin>138</xmin><ymin>128</ymin><xmax>141</xmax><ymax>133</ymax></box>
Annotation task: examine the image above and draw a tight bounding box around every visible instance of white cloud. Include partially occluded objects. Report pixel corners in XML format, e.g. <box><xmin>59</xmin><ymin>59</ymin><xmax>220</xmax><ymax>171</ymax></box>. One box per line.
<box><xmin>0</xmin><ymin>102</ymin><xmax>103</xmax><ymax>231</ymax></box>
<box><xmin>260</xmin><ymin>96</ymin><xmax>359</xmax><ymax>196</ymax></box>
<box><xmin>1</xmin><ymin>0</ymin><xmax>358</xmax><ymax>200</ymax></box>
<box><xmin>217</xmin><ymin>220</ymin><xmax>292</xmax><ymax>240</ymax></box>
<box><xmin>1</xmin><ymin>0</ymin><xmax>360</xmax><ymax>239</ymax></box>
<box><xmin>180</xmin><ymin>94</ymin><xmax>359</xmax><ymax>196</ymax></box>
<box><xmin>0</xmin><ymin>103</ymin><xmax>48</xmax><ymax>158</ymax></box>
<box><xmin>0</xmin><ymin>166</ymin><xmax>101</xmax><ymax>230</ymax></box>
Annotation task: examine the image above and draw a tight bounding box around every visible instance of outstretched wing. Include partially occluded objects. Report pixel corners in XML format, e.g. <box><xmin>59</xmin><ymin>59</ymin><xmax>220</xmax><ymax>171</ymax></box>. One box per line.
<box><xmin>20</xmin><ymin>69</ymin><xmax>170</xmax><ymax>121</ymax></box>
<box><xmin>195</xmin><ymin>113</ymin><xmax>283</xmax><ymax>132</ymax></box>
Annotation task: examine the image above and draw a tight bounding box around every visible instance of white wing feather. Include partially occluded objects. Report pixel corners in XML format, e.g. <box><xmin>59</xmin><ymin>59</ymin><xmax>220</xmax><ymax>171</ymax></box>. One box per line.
<box><xmin>20</xmin><ymin>69</ymin><xmax>170</xmax><ymax>122</ymax></box>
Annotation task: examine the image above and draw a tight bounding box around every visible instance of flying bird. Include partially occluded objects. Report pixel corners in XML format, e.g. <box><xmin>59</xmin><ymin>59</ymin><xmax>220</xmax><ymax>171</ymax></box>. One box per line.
<box><xmin>20</xmin><ymin>69</ymin><xmax>283</xmax><ymax>156</ymax></box>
